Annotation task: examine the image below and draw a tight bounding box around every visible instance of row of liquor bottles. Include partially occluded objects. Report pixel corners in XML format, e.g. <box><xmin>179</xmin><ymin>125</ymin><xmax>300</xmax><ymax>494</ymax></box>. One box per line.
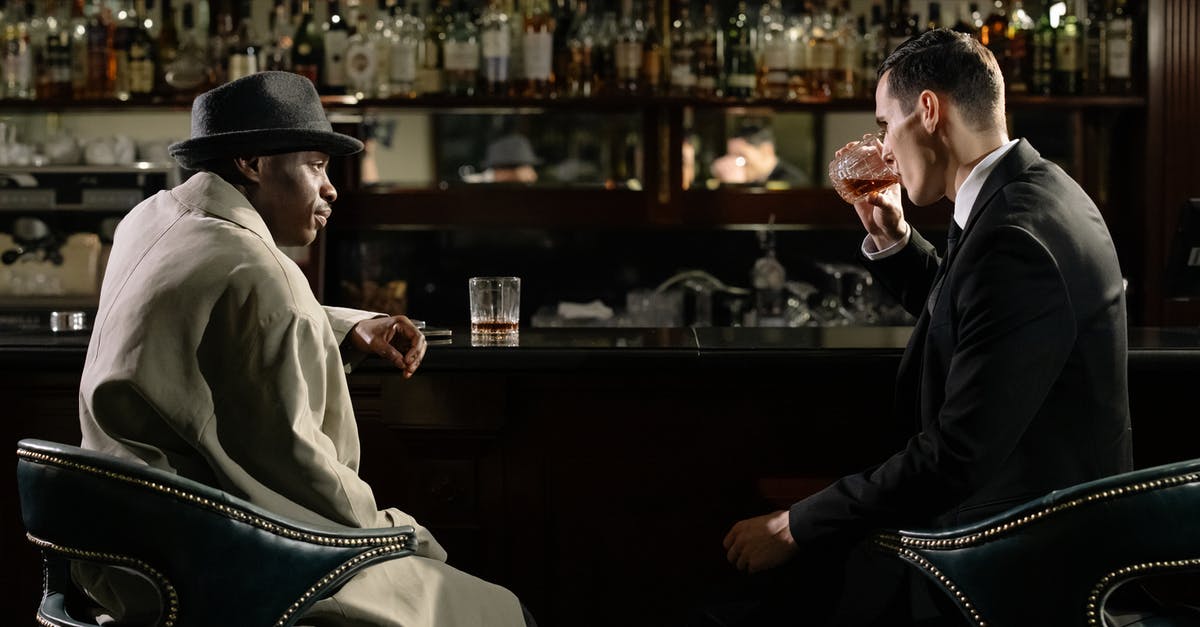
<box><xmin>0</xmin><ymin>0</ymin><xmax>1144</xmax><ymax>102</ymax></box>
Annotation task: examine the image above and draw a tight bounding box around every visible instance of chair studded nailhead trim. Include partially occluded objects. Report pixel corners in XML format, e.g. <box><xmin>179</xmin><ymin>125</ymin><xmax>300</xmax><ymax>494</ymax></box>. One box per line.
<box><xmin>872</xmin><ymin>536</ymin><xmax>986</xmax><ymax>627</ymax></box>
<box><xmin>17</xmin><ymin>448</ymin><xmax>416</xmax><ymax>550</ymax></box>
<box><xmin>275</xmin><ymin>542</ymin><xmax>412</xmax><ymax>627</ymax></box>
<box><xmin>1084</xmin><ymin>558</ymin><xmax>1200</xmax><ymax>626</ymax></box>
<box><xmin>27</xmin><ymin>533</ymin><xmax>180</xmax><ymax>627</ymax></box>
<box><xmin>876</xmin><ymin>472</ymin><xmax>1200</xmax><ymax>550</ymax></box>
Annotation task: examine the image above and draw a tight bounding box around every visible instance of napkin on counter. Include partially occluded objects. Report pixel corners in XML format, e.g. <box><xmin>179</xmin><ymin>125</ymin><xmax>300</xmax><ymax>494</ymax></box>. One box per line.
<box><xmin>556</xmin><ymin>300</ymin><xmax>615</xmax><ymax>320</ymax></box>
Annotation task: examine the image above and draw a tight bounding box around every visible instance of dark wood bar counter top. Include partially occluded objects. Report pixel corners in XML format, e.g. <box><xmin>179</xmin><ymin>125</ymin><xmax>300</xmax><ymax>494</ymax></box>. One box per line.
<box><xmin>3</xmin><ymin>325</ymin><xmax>1199</xmax><ymax>626</ymax></box>
<box><xmin>4</xmin><ymin>325</ymin><xmax>1199</xmax><ymax>369</ymax></box>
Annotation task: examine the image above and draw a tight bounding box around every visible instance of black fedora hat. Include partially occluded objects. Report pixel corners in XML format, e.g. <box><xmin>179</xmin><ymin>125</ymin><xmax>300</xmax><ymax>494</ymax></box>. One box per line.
<box><xmin>168</xmin><ymin>71</ymin><xmax>364</xmax><ymax>169</ymax></box>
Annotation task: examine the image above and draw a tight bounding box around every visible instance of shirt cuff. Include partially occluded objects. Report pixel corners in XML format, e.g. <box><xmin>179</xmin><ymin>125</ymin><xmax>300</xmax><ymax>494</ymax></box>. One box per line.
<box><xmin>861</xmin><ymin>224</ymin><xmax>912</xmax><ymax>260</ymax></box>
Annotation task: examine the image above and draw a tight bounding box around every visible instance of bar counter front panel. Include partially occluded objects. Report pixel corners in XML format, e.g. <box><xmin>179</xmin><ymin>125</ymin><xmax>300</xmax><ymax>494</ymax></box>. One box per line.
<box><xmin>2</xmin><ymin>327</ymin><xmax>1198</xmax><ymax>626</ymax></box>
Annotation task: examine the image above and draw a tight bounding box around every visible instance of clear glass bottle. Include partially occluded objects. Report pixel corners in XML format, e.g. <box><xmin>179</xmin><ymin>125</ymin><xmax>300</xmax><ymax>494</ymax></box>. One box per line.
<box><xmin>614</xmin><ymin>0</ymin><xmax>643</xmax><ymax>93</ymax></box>
<box><xmin>668</xmin><ymin>0</ymin><xmax>694</xmax><ymax>96</ymax></box>
<box><xmin>442</xmin><ymin>2</ymin><xmax>478</xmax><ymax>96</ymax></box>
<box><xmin>833</xmin><ymin>0</ymin><xmax>858</xmax><ymax>99</ymax></box>
<box><xmin>787</xmin><ymin>3</ymin><xmax>813</xmax><ymax>100</ymax></box>
<box><xmin>417</xmin><ymin>0</ymin><xmax>449</xmax><ymax>94</ymax></box>
<box><xmin>389</xmin><ymin>0</ymin><xmax>420</xmax><ymax>97</ymax></box>
<box><xmin>2</xmin><ymin>0</ymin><xmax>33</xmax><ymax>99</ymax></box>
<box><xmin>164</xmin><ymin>0</ymin><xmax>211</xmax><ymax>92</ymax></box>
<box><xmin>343</xmin><ymin>8</ymin><xmax>375</xmax><ymax>96</ymax></box>
<box><xmin>591</xmin><ymin>8</ymin><xmax>616</xmax><ymax>95</ymax></box>
<box><xmin>522</xmin><ymin>0</ymin><xmax>554</xmax><ymax>97</ymax></box>
<box><xmin>480</xmin><ymin>0</ymin><xmax>510</xmax><ymax>95</ymax></box>
<box><xmin>807</xmin><ymin>1</ymin><xmax>837</xmax><ymax>101</ymax></box>
<box><xmin>367</xmin><ymin>0</ymin><xmax>392</xmax><ymax>97</ymax></box>
<box><xmin>724</xmin><ymin>1</ymin><xmax>755</xmax><ymax>99</ymax></box>
<box><xmin>155</xmin><ymin>0</ymin><xmax>179</xmax><ymax>93</ymax></box>
<box><xmin>758</xmin><ymin>0</ymin><xmax>788</xmax><ymax>98</ymax></box>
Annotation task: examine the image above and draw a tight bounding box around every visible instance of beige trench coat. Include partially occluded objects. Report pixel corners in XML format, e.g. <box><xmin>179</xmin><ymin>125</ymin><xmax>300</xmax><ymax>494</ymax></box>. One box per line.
<box><xmin>77</xmin><ymin>172</ymin><xmax>524</xmax><ymax>626</ymax></box>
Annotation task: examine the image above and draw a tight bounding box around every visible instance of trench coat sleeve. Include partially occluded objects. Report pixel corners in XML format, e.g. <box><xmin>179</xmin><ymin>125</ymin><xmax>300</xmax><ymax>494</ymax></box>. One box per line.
<box><xmin>212</xmin><ymin>306</ymin><xmax>447</xmax><ymax>561</ymax></box>
<box><xmin>324</xmin><ymin>306</ymin><xmax>384</xmax><ymax>343</ymax></box>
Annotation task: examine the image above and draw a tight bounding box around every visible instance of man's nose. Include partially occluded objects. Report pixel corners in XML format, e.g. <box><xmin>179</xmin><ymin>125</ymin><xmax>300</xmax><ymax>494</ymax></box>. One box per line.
<box><xmin>321</xmin><ymin>178</ymin><xmax>337</xmax><ymax>204</ymax></box>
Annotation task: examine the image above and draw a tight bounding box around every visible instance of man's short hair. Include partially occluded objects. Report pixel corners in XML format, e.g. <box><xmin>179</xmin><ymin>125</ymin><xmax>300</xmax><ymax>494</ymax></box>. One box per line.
<box><xmin>877</xmin><ymin>28</ymin><xmax>1005</xmax><ymax>130</ymax></box>
<box><xmin>732</xmin><ymin>124</ymin><xmax>775</xmax><ymax>147</ymax></box>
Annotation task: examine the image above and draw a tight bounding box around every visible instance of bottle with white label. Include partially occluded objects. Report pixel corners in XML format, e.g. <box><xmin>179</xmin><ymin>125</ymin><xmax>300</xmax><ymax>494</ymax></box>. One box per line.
<box><xmin>522</xmin><ymin>0</ymin><xmax>554</xmax><ymax>97</ymax></box>
<box><xmin>481</xmin><ymin>0</ymin><xmax>511</xmax><ymax>95</ymax></box>
<box><xmin>614</xmin><ymin>0</ymin><xmax>643</xmax><ymax>93</ymax></box>
<box><xmin>389</xmin><ymin>0</ymin><xmax>421</xmax><ymax>97</ymax></box>
<box><xmin>323</xmin><ymin>0</ymin><xmax>349</xmax><ymax>93</ymax></box>
<box><xmin>443</xmin><ymin>2</ymin><xmax>479</xmax><ymax>96</ymax></box>
<box><xmin>344</xmin><ymin>10</ymin><xmax>376</xmax><ymax>96</ymax></box>
<box><xmin>1105</xmin><ymin>0</ymin><xmax>1133</xmax><ymax>94</ymax></box>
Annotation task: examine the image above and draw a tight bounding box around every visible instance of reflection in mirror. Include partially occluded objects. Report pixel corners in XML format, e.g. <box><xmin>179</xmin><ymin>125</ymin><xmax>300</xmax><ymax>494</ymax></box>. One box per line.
<box><xmin>359</xmin><ymin>108</ymin><xmax>644</xmax><ymax>190</ymax></box>
<box><xmin>689</xmin><ymin>107</ymin><xmax>817</xmax><ymax>191</ymax></box>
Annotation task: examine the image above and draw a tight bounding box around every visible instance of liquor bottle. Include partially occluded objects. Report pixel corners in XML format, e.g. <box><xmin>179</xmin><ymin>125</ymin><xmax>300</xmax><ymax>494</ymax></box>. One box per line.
<box><xmin>981</xmin><ymin>0</ymin><xmax>1007</xmax><ymax>78</ymax></box>
<box><xmin>343</xmin><ymin>8</ymin><xmax>375</xmax><ymax>95</ymax></box>
<box><xmin>523</xmin><ymin>0</ymin><xmax>554</xmax><ymax>96</ymax></box>
<box><xmin>786</xmin><ymin>3</ymin><xmax>813</xmax><ymax>100</ymax></box>
<box><xmin>723</xmin><ymin>1</ymin><xmax>754</xmax><ymax>99</ymax></box>
<box><xmin>84</xmin><ymin>0</ymin><xmax>114</xmax><ymax>99</ymax></box>
<box><xmin>366</xmin><ymin>0</ymin><xmax>392</xmax><ymax>97</ymax></box>
<box><xmin>126</xmin><ymin>0</ymin><xmax>156</xmax><ymax>95</ymax></box>
<box><xmin>861</xmin><ymin>1</ymin><xmax>885</xmax><ymax>95</ymax></box>
<box><xmin>692</xmin><ymin>1</ymin><xmax>718</xmax><ymax>97</ymax></box>
<box><xmin>886</xmin><ymin>0</ymin><xmax>912</xmax><ymax>54</ymax></box>
<box><xmin>563</xmin><ymin>0</ymin><xmax>591</xmax><ymax>96</ymax></box>
<box><xmin>757</xmin><ymin>0</ymin><xmax>788</xmax><ymax>99</ymax></box>
<box><xmin>388</xmin><ymin>0</ymin><xmax>420</xmax><ymax>97</ymax></box>
<box><xmin>262</xmin><ymin>0</ymin><xmax>292</xmax><ymax>71</ymax></box>
<box><xmin>323</xmin><ymin>0</ymin><xmax>349</xmax><ymax>93</ymax></box>
<box><xmin>1105</xmin><ymin>0</ymin><xmax>1132</xmax><ymax>94</ymax></box>
<box><xmin>1053</xmin><ymin>0</ymin><xmax>1081</xmax><ymax>95</ymax></box>
<box><xmin>155</xmin><ymin>0</ymin><xmax>180</xmax><ymax>92</ymax></box>
<box><xmin>70</xmin><ymin>0</ymin><xmax>88</xmax><ymax>97</ymax></box>
<box><xmin>1083</xmin><ymin>0</ymin><xmax>1105</xmax><ymax>94</ymax></box>
<box><xmin>550</xmin><ymin>0</ymin><xmax>572</xmax><ymax>96</ymax></box>
<box><xmin>1030</xmin><ymin>0</ymin><xmax>1052</xmax><ymax>95</ymax></box>
<box><xmin>165</xmin><ymin>1</ymin><xmax>212</xmax><ymax>92</ymax></box>
<box><xmin>291</xmin><ymin>0</ymin><xmax>322</xmax><ymax>86</ymax></box>
<box><xmin>207</xmin><ymin>0</ymin><xmax>233</xmax><ymax>85</ymax></box>
<box><xmin>1005</xmin><ymin>0</ymin><xmax>1033</xmax><ymax>93</ymax></box>
<box><xmin>667</xmin><ymin>1</ymin><xmax>693</xmax><ymax>96</ymax></box>
<box><xmin>641</xmin><ymin>1</ymin><xmax>661</xmax><ymax>95</ymax></box>
<box><xmin>226</xmin><ymin>0</ymin><xmax>257</xmax><ymax>83</ymax></box>
<box><xmin>480</xmin><ymin>0</ymin><xmax>511</xmax><ymax>95</ymax></box>
<box><xmin>807</xmin><ymin>0</ymin><xmax>837</xmax><ymax>101</ymax></box>
<box><xmin>28</xmin><ymin>0</ymin><xmax>49</xmax><ymax>100</ymax></box>
<box><xmin>43</xmin><ymin>0</ymin><xmax>74</xmax><ymax>99</ymax></box>
<box><xmin>442</xmin><ymin>2</ymin><xmax>478</xmax><ymax>96</ymax></box>
<box><xmin>418</xmin><ymin>0</ymin><xmax>449</xmax><ymax>95</ymax></box>
<box><xmin>614</xmin><ymin>0</ymin><xmax>643</xmax><ymax>93</ymax></box>
<box><xmin>3</xmin><ymin>1</ymin><xmax>33</xmax><ymax>99</ymax></box>
<box><xmin>591</xmin><ymin>8</ymin><xmax>616</xmax><ymax>95</ymax></box>
<box><xmin>833</xmin><ymin>0</ymin><xmax>858</xmax><ymax>99</ymax></box>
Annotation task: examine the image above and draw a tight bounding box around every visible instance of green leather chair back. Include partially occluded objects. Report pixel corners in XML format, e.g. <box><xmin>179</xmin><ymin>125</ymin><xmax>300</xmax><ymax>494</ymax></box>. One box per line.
<box><xmin>874</xmin><ymin>458</ymin><xmax>1200</xmax><ymax>627</ymax></box>
<box><xmin>16</xmin><ymin>438</ymin><xmax>416</xmax><ymax>627</ymax></box>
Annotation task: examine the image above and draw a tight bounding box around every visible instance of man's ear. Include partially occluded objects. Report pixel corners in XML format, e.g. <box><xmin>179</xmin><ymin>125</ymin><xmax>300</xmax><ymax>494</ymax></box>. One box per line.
<box><xmin>917</xmin><ymin>89</ymin><xmax>941</xmax><ymax>134</ymax></box>
<box><xmin>233</xmin><ymin>156</ymin><xmax>263</xmax><ymax>184</ymax></box>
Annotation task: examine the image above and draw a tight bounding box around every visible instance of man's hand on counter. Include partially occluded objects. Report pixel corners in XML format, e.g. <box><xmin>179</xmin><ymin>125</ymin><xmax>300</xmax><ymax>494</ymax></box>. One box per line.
<box><xmin>348</xmin><ymin>314</ymin><xmax>427</xmax><ymax>378</ymax></box>
<box><xmin>723</xmin><ymin>510</ymin><xmax>798</xmax><ymax>574</ymax></box>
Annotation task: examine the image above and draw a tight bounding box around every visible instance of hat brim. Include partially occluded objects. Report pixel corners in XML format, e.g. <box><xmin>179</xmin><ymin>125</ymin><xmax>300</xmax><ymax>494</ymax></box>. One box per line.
<box><xmin>168</xmin><ymin>128</ymin><xmax>364</xmax><ymax>169</ymax></box>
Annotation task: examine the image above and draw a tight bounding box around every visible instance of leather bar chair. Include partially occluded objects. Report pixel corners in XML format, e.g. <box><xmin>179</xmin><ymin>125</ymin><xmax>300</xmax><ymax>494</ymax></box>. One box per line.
<box><xmin>15</xmin><ymin>438</ymin><xmax>417</xmax><ymax>627</ymax></box>
<box><xmin>873</xmin><ymin>457</ymin><xmax>1200</xmax><ymax>627</ymax></box>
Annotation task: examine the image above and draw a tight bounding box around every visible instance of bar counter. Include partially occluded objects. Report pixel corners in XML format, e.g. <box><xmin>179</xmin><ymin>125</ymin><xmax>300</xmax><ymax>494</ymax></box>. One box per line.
<box><xmin>3</xmin><ymin>325</ymin><xmax>1199</xmax><ymax>626</ymax></box>
<box><xmin>4</xmin><ymin>325</ymin><xmax>1199</xmax><ymax>370</ymax></box>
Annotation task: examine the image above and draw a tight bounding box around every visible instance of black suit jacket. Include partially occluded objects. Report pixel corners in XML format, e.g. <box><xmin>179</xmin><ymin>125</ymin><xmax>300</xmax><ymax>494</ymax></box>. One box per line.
<box><xmin>789</xmin><ymin>139</ymin><xmax>1132</xmax><ymax>548</ymax></box>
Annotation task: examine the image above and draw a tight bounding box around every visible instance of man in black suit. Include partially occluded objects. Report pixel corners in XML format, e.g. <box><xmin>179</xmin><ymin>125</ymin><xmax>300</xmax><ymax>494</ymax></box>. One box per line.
<box><xmin>717</xmin><ymin>29</ymin><xmax>1132</xmax><ymax>626</ymax></box>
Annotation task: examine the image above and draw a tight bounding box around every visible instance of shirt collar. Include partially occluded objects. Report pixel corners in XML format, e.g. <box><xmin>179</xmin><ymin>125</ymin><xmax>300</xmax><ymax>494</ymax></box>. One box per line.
<box><xmin>953</xmin><ymin>138</ymin><xmax>1020</xmax><ymax>229</ymax></box>
<box><xmin>170</xmin><ymin>171</ymin><xmax>277</xmax><ymax>248</ymax></box>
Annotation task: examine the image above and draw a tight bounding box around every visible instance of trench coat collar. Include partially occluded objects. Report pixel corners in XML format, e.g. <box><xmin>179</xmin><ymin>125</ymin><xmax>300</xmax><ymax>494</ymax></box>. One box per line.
<box><xmin>170</xmin><ymin>171</ymin><xmax>277</xmax><ymax>248</ymax></box>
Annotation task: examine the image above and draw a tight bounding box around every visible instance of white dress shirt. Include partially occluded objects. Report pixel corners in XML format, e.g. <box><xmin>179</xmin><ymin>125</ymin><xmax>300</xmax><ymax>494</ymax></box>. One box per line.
<box><xmin>862</xmin><ymin>138</ymin><xmax>1021</xmax><ymax>259</ymax></box>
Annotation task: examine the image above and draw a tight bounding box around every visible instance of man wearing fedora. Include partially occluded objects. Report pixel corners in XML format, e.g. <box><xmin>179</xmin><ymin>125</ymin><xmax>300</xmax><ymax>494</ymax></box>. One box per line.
<box><xmin>76</xmin><ymin>72</ymin><xmax>531</xmax><ymax>626</ymax></box>
<box><xmin>470</xmin><ymin>133</ymin><xmax>541</xmax><ymax>184</ymax></box>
